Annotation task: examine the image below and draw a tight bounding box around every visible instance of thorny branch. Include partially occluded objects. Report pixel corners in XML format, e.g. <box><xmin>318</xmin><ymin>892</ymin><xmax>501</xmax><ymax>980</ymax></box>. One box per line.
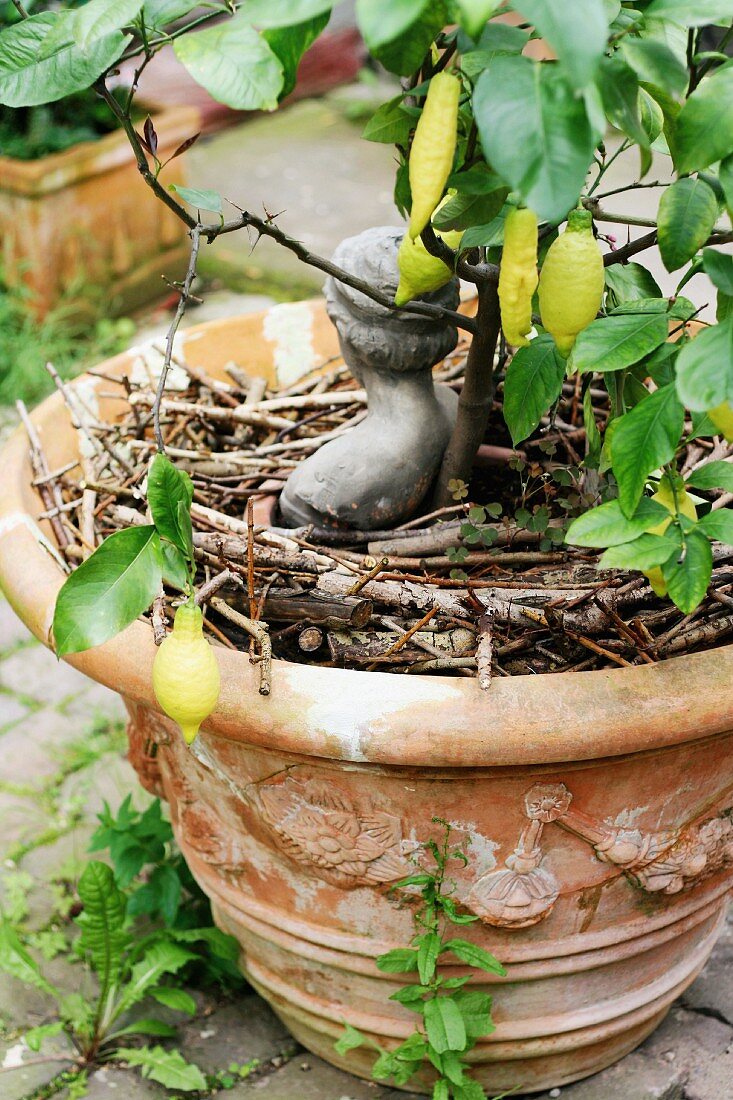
<box><xmin>154</xmin><ymin>223</ymin><xmax>202</xmax><ymax>453</ymax></box>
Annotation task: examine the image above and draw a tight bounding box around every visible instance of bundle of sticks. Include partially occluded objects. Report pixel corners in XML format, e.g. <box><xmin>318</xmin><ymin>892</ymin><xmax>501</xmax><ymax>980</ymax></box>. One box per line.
<box><xmin>21</xmin><ymin>338</ymin><xmax>733</xmax><ymax>692</ymax></box>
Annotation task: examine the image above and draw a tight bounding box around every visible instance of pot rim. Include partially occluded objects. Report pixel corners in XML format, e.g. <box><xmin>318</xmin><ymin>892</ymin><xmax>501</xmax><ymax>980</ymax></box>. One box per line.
<box><xmin>1</xmin><ymin>301</ymin><xmax>732</xmax><ymax>769</ymax></box>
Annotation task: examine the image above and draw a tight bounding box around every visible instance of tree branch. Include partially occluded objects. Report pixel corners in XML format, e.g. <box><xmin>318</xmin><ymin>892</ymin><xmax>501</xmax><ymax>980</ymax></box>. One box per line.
<box><xmin>154</xmin><ymin>224</ymin><xmax>201</xmax><ymax>453</ymax></box>
<box><xmin>420</xmin><ymin>223</ymin><xmax>499</xmax><ymax>285</ymax></box>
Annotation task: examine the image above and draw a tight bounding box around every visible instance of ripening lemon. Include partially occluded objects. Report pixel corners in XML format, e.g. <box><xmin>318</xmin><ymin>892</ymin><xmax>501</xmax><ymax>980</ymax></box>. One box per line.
<box><xmin>708</xmin><ymin>402</ymin><xmax>733</xmax><ymax>441</ymax></box>
<box><xmin>153</xmin><ymin>602</ymin><xmax>220</xmax><ymax>744</ymax></box>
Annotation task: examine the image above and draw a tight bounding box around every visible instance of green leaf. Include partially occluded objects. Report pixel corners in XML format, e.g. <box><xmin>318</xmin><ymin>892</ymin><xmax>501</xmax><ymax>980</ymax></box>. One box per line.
<box><xmin>458</xmin><ymin>207</ymin><xmax>510</xmax><ymax>250</ymax></box>
<box><xmin>75</xmin><ymin>862</ymin><xmax>129</xmax><ymax>987</ymax></box>
<box><xmin>702</xmin><ymin>249</ymin><xmax>733</xmax><ymax>296</ymax></box>
<box><xmin>147</xmin><ymin>453</ymin><xmax>194</xmax><ymax>558</ymax></box>
<box><xmin>433</xmin><ymin>1081</ymin><xmax>450</xmax><ymax>1100</ymax></box>
<box><xmin>53</xmin><ymin>526</ymin><xmax>162</xmax><ymax>656</ymax></box>
<box><xmin>674</xmin><ymin>64</ymin><xmax>733</xmax><ymax>174</ymax></box>
<box><xmin>424</xmin><ymin>996</ymin><xmax>467</xmax><ymax>1054</ymax></box>
<box><xmin>417</xmin><ymin>932</ymin><xmax>441</xmax><ymax>984</ymax></box>
<box><xmin>115</xmin><ymin>940</ymin><xmax>196</xmax><ymax>1017</ymax></box>
<box><xmin>698</xmin><ymin>508</ymin><xmax>733</xmax><ymax>544</ymax></box>
<box><xmin>362</xmin><ymin>96</ymin><xmax>413</xmax><ymax>144</ymax></box>
<box><xmin>0</xmin><ymin>12</ymin><xmax>128</xmax><ymax>107</ymax></box>
<box><xmin>657</xmin><ymin>177</ymin><xmax>719</xmax><ymax>272</ymax></box>
<box><xmin>0</xmin><ymin>922</ymin><xmax>58</xmax><ymax>997</ymax></box>
<box><xmin>73</xmin><ymin>0</ymin><xmax>144</xmax><ymax>49</ymax></box>
<box><xmin>565</xmin><ymin>496</ymin><xmax>669</xmax><ymax>547</ymax></box>
<box><xmin>376</xmin><ymin>948</ymin><xmax>419</xmax><ymax>974</ymax></box>
<box><xmin>170</xmin><ymin>184</ymin><xmax>222</xmax><ymax>214</ymax></box>
<box><xmin>142</xmin><ymin>0</ymin><xmax>198</xmax><ymax>31</ymax></box>
<box><xmin>334</xmin><ymin>1023</ymin><xmax>367</xmax><ymax>1055</ymax></box>
<box><xmin>474</xmin><ymin>55</ymin><xmax>597</xmax><ymax>223</ymax></box>
<box><xmin>604</xmin><ymin>262</ymin><xmax>662</xmax><ymax>305</ymax></box>
<box><xmin>572</xmin><ymin>313</ymin><xmax>669</xmax><ymax>373</ymax></box>
<box><xmin>514</xmin><ymin>0</ymin><xmax>609</xmax><ymax>89</ymax></box>
<box><xmin>455</xmin><ymin>0</ymin><xmax>499</xmax><ymax>39</ymax></box>
<box><xmin>355</xmin><ymin>0</ymin><xmax>429</xmax><ymax>50</ymax></box>
<box><xmin>676</xmin><ymin>316</ymin><xmax>733</xmax><ymax>411</ymax></box>
<box><xmin>367</xmin><ymin>1</ymin><xmax>447</xmax><ymax>75</ymax></box>
<box><xmin>263</xmin><ymin>11</ymin><xmax>330</xmax><ymax>100</ymax></box>
<box><xmin>611</xmin><ymin>384</ymin><xmax>685</xmax><ymax>516</ymax></box>
<box><xmin>598</xmin><ymin>531</ymin><xmax>680</xmax><ymax>569</ymax></box>
<box><xmin>151</xmin><ymin>986</ymin><xmax>197</xmax><ymax>1015</ymax></box>
<box><xmin>503</xmin><ymin>334</ymin><xmax>566</xmax><ymax>445</ymax></box>
<box><xmin>174</xmin><ymin>15</ymin><xmax>284</xmax><ymax>110</ymax></box>
<box><xmin>686</xmin><ymin>460</ymin><xmax>733</xmax><ymax>492</ymax></box>
<box><xmin>452</xmin><ymin>988</ymin><xmax>495</xmax><ymax>1040</ymax></box>
<box><xmin>113</xmin><ymin>1046</ymin><xmax>207</xmax><ymax>1092</ymax></box>
<box><xmin>112</xmin><ymin>1018</ymin><xmax>178</xmax><ymax>1039</ymax></box>
<box><xmin>596</xmin><ymin>54</ymin><xmax>648</xmax><ymax>146</ymax></box>
<box><xmin>24</xmin><ymin>1021</ymin><xmax>64</xmax><ymax>1052</ymax></box>
<box><xmin>644</xmin><ymin>0</ymin><xmax>733</xmax><ymax>25</ymax></box>
<box><xmin>238</xmin><ymin>0</ymin><xmax>334</xmax><ymax>27</ymax></box>
<box><xmin>161</xmin><ymin>543</ymin><xmax>190</xmax><ymax>591</ymax></box>
<box><xmin>620</xmin><ymin>36</ymin><xmax>688</xmax><ymax>98</ymax></box>
<box><xmin>663</xmin><ymin>528</ymin><xmax>713</xmax><ymax>612</ymax></box>
<box><xmin>443</xmin><ymin>939</ymin><xmax>505</xmax><ymax>974</ymax></box>
<box><xmin>432</xmin><ymin>187</ymin><xmax>508</xmax><ymax>231</ymax></box>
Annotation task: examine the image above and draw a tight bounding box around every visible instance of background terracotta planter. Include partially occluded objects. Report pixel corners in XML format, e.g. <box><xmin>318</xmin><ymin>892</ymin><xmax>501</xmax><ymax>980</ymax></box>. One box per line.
<box><xmin>1</xmin><ymin>302</ymin><xmax>732</xmax><ymax>1094</ymax></box>
<box><xmin>0</xmin><ymin>103</ymin><xmax>199</xmax><ymax>318</ymax></box>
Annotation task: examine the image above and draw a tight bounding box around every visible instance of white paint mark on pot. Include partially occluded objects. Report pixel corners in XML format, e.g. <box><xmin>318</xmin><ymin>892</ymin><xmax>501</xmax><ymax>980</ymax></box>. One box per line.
<box><xmin>263</xmin><ymin>302</ymin><xmax>319</xmax><ymax>387</ymax></box>
<box><xmin>129</xmin><ymin>345</ymin><xmax>188</xmax><ymax>391</ymax></box>
<box><xmin>613</xmin><ymin>805</ymin><xmax>649</xmax><ymax>828</ymax></box>
<box><xmin>0</xmin><ymin>511</ymin><xmax>67</xmax><ymax>571</ymax></box>
<box><xmin>1</xmin><ymin>1042</ymin><xmax>27</xmax><ymax>1069</ymax></box>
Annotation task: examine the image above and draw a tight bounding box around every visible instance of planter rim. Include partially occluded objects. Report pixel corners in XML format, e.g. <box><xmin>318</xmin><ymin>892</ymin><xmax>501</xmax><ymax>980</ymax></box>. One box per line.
<box><xmin>0</xmin><ymin>102</ymin><xmax>199</xmax><ymax>197</ymax></box>
<box><xmin>1</xmin><ymin>304</ymin><xmax>732</xmax><ymax>770</ymax></box>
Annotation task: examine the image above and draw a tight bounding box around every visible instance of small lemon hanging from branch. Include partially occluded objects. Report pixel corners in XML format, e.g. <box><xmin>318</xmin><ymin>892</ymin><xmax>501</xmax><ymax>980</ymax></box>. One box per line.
<box><xmin>408</xmin><ymin>71</ymin><xmax>461</xmax><ymax>241</ymax></box>
<box><xmin>153</xmin><ymin>601</ymin><xmax>220</xmax><ymax>745</ymax></box>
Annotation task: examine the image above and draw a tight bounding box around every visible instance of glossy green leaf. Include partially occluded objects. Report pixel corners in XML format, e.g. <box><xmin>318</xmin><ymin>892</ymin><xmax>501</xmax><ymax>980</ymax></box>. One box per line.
<box><xmin>698</xmin><ymin>508</ymin><xmax>733</xmax><ymax>544</ymax></box>
<box><xmin>362</xmin><ymin>96</ymin><xmax>414</xmax><ymax>143</ymax></box>
<box><xmin>686</xmin><ymin>459</ymin><xmax>733</xmax><ymax>491</ymax></box>
<box><xmin>455</xmin><ymin>0</ymin><xmax>499</xmax><ymax>39</ymax></box>
<box><xmin>115</xmin><ymin>941</ymin><xmax>196</xmax><ymax>1017</ymax></box>
<box><xmin>263</xmin><ymin>12</ymin><xmax>330</xmax><ymax>100</ymax></box>
<box><xmin>503</xmin><ymin>335</ymin><xmax>566</xmax><ymax>445</ymax></box>
<box><xmin>457</xmin><ymin>206</ymin><xmax>510</xmax><ymax>250</ymax></box>
<box><xmin>514</xmin><ymin>0</ymin><xmax>609</xmax><ymax>89</ymax></box>
<box><xmin>424</xmin><ymin>996</ymin><xmax>467</xmax><ymax>1054</ymax></box>
<box><xmin>598</xmin><ymin>531</ymin><xmax>680</xmax><ymax>569</ymax></box>
<box><xmin>674</xmin><ymin>63</ymin><xmax>733</xmax><ymax>174</ymax></box>
<box><xmin>596</xmin><ymin>54</ymin><xmax>648</xmax><ymax>145</ymax></box>
<box><xmin>443</xmin><ymin>939</ymin><xmax>505</xmax><ymax>974</ymax></box>
<box><xmin>571</xmin><ymin>312</ymin><xmax>669</xmax><ymax>373</ymax></box>
<box><xmin>611</xmin><ymin>384</ymin><xmax>685</xmax><ymax>516</ymax></box>
<box><xmin>0</xmin><ymin>12</ymin><xmax>128</xmax><ymax>106</ymax></box>
<box><xmin>644</xmin><ymin>0</ymin><xmax>733</xmax><ymax>25</ymax></box>
<box><xmin>367</xmin><ymin>1</ymin><xmax>447</xmax><ymax>75</ymax></box>
<box><xmin>151</xmin><ymin>987</ymin><xmax>197</xmax><ymax>1015</ymax></box>
<box><xmin>604</xmin><ymin>262</ymin><xmax>662</xmax><ymax>305</ymax></box>
<box><xmin>431</xmin><ymin>186</ymin><xmax>508</xmax><ymax>230</ymax></box>
<box><xmin>355</xmin><ymin>0</ymin><xmax>429</xmax><ymax>50</ymax></box>
<box><xmin>161</xmin><ymin>543</ymin><xmax>190</xmax><ymax>591</ymax></box>
<box><xmin>663</xmin><ymin>529</ymin><xmax>713</xmax><ymax>613</ymax></box>
<box><xmin>376</xmin><ymin>948</ymin><xmax>419</xmax><ymax>973</ymax></box>
<box><xmin>170</xmin><ymin>184</ymin><xmax>222</xmax><ymax>213</ymax></box>
<box><xmin>657</xmin><ymin>177</ymin><xmax>719</xmax><ymax>272</ymax></box>
<box><xmin>174</xmin><ymin>15</ymin><xmax>283</xmax><ymax>110</ymax></box>
<box><xmin>565</xmin><ymin>497</ymin><xmax>669</xmax><ymax>547</ymax></box>
<box><xmin>141</xmin><ymin>0</ymin><xmax>198</xmax><ymax>31</ymax></box>
<box><xmin>473</xmin><ymin>54</ymin><xmax>597</xmax><ymax>223</ymax></box>
<box><xmin>676</xmin><ymin>315</ymin><xmax>733</xmax><ymax>411</ymax></box>
<box><xmin>53</xmin><ymin>526</ymin><xmax>163</xmax><ymax>656</ymax></box>
<box><xmin>147</xmin><ymin>453</ymin><xmax>194</xmax><ymax>558</ymax></box>
<box><xmin>73</xmin><ymin>0</ymin><xmax>143</xmax><ymax>48</ymax></box>
<box><xmin>620</xmin><ymin>36</ymin><xmax>688</xmax><ymax>98</ymax></box>
<box><xmin>238</xmin><ymin>0</ymin><xmax>334</xmax><ymax>27</ymax></box>
<box><xmin>702</xmin><ymin>249</ymin><xmax>733</xmax><ymax>296</ymax></box>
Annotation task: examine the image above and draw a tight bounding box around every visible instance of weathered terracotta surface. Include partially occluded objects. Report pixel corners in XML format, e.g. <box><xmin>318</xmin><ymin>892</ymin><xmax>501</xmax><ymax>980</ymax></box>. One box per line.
<box><xmin>0</xmin><ymin>104</ymin><xmax>198</xmax><ymax>318</ymax></box>
<box><xmin>1</xmin><ymin>302</ymin><xmax>732</xmax><ymax>1094</ymax></box>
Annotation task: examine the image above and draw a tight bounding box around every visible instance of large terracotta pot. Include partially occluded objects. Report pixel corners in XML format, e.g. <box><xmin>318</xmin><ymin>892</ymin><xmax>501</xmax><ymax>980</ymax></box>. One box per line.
<box><xmin>1</xmin><ymin>301</ymin><xmax>732</xmax><ymax>1095</ymax></box>
<box><xmin>0</xmin><ymin>103</ymin><xmax>199</xmax><ymax>318</ymax></box>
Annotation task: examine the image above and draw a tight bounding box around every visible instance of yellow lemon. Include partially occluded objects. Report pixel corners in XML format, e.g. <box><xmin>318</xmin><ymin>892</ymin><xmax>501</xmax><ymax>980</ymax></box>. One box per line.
<box><xmin>153</xmin><ymin>602</ymin><xmax>220</xmax><ymax>745</ymax></box>
<box><xmin>408</xmin><ymin>71</ymin><xmax>461</xmax><ymax>240</ymax></box>
<box><xmin>498</xmin><ymin>206</ymin><xmax>539</xmax><ymax>347</ymax></box>
<box><xmin>708</xmin><ymin>402</ymin><xmax>733</xmax><ymax>441</ymax></box>
<box><xmin>395</xmin><ymin>217</ymin><xmax>462</xmax><ymax>306</ymax></box>
<box><xmin>538</xmin><ymin>207</ymin><xmax>605</xmax><ymax>358</ymax></box>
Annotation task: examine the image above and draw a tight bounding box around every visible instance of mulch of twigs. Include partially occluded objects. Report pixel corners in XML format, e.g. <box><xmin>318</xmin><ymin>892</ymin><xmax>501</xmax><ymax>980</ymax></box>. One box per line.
<box><xmin>20</xmin><ymin>337</ymin><xmax>733</xmax><ymax>693</ymax></box>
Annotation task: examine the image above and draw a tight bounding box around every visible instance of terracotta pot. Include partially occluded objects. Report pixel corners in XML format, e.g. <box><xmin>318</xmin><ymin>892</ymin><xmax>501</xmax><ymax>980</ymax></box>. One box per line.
<box><xmin>0</xmin><ymin>103</ymin><xmax>199</xmax><ymax>318</ymax></box>
<box><xmin>1</xmin><ymin>301</ymin><xmax>732</xmax><ymax>1095</ymax></box>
